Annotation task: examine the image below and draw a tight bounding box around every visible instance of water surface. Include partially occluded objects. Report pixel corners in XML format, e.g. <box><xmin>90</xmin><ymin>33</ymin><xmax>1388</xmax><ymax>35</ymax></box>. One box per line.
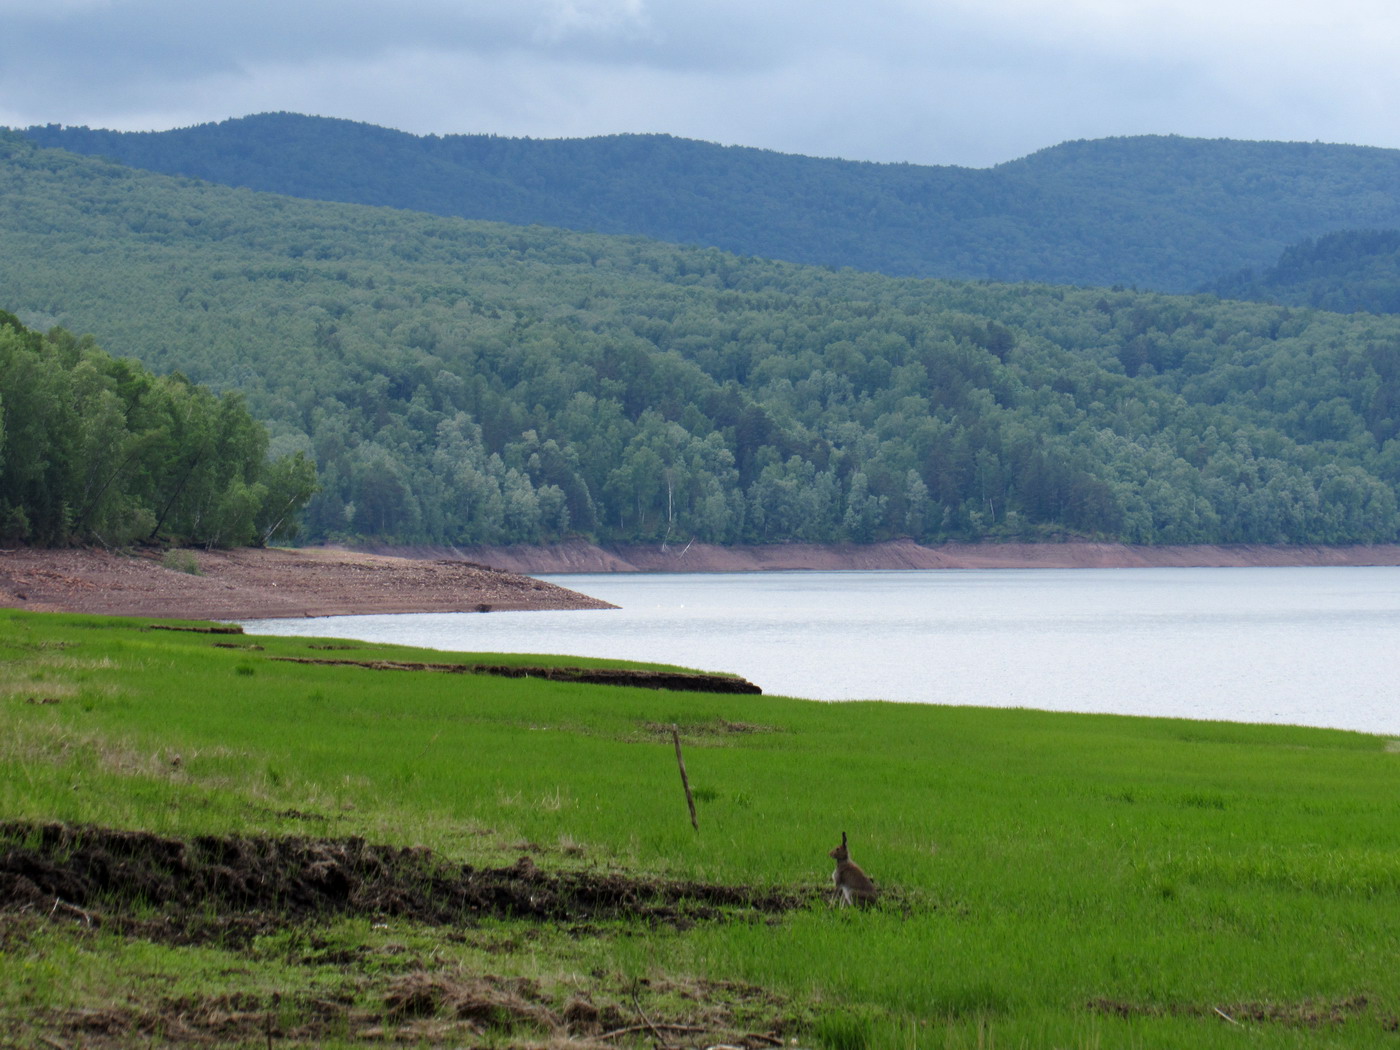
<box><xmin>244</xmin><ymin>567</ymin><xmax>1400</xmax><ymax>735</ymax></box>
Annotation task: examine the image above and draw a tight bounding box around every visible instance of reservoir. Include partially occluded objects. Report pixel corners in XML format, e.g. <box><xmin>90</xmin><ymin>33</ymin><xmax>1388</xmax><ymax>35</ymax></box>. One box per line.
<box><xmin>243</xmin><ymin>566</ymin><xmax>1400</xmax><ymax>735</ymax></box>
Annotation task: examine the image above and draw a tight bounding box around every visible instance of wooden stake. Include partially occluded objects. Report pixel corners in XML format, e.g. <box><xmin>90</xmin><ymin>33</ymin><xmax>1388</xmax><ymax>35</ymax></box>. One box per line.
<box><xmin>672</xmin><ymin>725</ymin><xmax>698</xmax><ymax>830</ymax></box>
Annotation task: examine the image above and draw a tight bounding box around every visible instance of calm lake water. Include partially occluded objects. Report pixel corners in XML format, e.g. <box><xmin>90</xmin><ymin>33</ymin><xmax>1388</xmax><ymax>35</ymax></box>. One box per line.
<box><xmin>242</xmin><ymin>567</ymin><xmax>1400</xmax><ymax>735</ymax></box>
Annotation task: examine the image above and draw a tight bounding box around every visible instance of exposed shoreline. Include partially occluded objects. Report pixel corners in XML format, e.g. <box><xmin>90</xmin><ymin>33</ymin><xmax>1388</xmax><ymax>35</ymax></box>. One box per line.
<box><xmin>4</xmin><ymin>540</ymin><xmax>1398</xmax><ymax>622</ymax></box>
<box><xmin>361</xmin><ymin>538</ymin><xmax>1400</xmax><ymax>575</ymax></box>
<box><xmin>0</xmin><ymin>546</ymin><xmax>615</xmax><ymax>621</ymax></box>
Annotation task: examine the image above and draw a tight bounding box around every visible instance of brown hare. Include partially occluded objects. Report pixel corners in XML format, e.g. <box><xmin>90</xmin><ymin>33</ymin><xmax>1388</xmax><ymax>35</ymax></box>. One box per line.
<box><xmin>829</xmin><ymin>831</ymin><xmax>877</xmax><ymax>907</ymax></box>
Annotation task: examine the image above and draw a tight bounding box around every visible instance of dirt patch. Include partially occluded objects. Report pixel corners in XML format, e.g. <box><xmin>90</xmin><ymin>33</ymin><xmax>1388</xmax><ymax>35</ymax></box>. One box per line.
<box><xmin>149</xmin><ymin>622</ymin><xmax>248</xmax><ymax>634</ymax></box>
<box><xmin>0</xmin><ymin>822</ymin><xmax>809</xmax><ymax>946</ymax></box>
<box><xmin>639</xmin><ymin>719</ymin><xmax>780</xmax><ymax>742</ymax></box>
<box><xmin>37</xmin><ymin>973</ymin><xmax>799</xmax><ymax>1049</ymax></box>
<box><xmin>384</xmin><ymin>972</ymin><xmax>558</xmax><ymax>1027</ymax></box>
<box><xmin>272</xmin><ymin>655</ymin><xmax>763</xmax><ymax>694</ymax></box>
<box><xmin>37</xmin><ymin>993</ymin><xmax>367</xmax><ymax>1048</ymax></box>
<box><xmin>6</xmin><ymin>823</ymin><xmax>810</xmax><ymax>1047</ymax></box>
<box><xmin>0</xmin><ymin>546</ymin><xmax>616</xmax><ymax>619</ymax></box>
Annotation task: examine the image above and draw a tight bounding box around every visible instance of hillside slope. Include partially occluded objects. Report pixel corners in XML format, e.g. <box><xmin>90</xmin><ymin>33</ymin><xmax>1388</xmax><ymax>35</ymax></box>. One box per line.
<box><xmin>20</xmin><ymin>114</ymin><xmax>1400</xmax><ymax>292</ymax></box>
<box><xmin>3</xmin><ymin>132</ymin><xmax>1400</xmax><ymax>549</ymax></box>
<box><xmin>1206</xmin><ymin>229</ymin><xmax>1400</xmax><ymax>313</ymax></box>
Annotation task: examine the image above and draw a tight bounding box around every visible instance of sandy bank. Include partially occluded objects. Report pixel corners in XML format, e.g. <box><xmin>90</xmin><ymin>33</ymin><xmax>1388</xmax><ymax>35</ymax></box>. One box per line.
<box><xmin>361</xmin><ymin>538</ymin><xmax>1400</xmax><ymax>574</ymax></box>
<box><xmin>0</xmin><ymin>546</ymin><xmax>615</xmax><ymax>620</ymax></box>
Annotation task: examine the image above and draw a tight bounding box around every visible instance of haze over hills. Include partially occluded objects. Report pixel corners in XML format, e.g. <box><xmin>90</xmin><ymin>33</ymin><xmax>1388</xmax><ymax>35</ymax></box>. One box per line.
<box><xmin>19</xmin><ymin>113</ymin><xmax>1400</xmax><ymax>294</ymax></box>
<box><xmin>4</xmin><ymin>131</ymin><xmax>1400</xmax><ymax>550</ymax></box>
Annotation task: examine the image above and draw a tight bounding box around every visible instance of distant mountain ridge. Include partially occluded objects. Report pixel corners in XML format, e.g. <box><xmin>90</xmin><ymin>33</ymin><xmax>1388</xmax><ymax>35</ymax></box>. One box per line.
<box><xmin>19</xmin><ymin>113</ymin><xmax>1400</xmax><ymax>293</ymax></box>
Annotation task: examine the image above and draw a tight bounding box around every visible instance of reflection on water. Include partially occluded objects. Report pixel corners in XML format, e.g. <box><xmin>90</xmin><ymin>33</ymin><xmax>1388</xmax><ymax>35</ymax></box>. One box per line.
<box><xmin>243</xmin><ymin>567</ymin><xmax>1400</xmax><ymax>735</ymax></box>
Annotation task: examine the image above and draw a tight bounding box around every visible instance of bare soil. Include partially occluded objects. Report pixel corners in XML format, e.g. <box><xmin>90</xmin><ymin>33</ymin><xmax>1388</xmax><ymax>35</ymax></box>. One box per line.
<box><xmin>0</xmin><ymin>822</ymin><xmax>807</xmax><ymax>942</ymax></box>
<box><xmin>361</xmin><ymin>538</ymin><xmax>1400</xmax><ymax>574</ymax></box>
<box><xmin>0</xmin><ymin>546</ymin><xmax>615</xmax><ymax>620</ymax></box>
<box><xmin>9</xmin><ymin>541</ymin><xmax>1393</xmax><ymax>624</ymax></box>
<box><xmin>1</xmin><ymin>822</ymin><xmax>810</xmax><ymax>1048</ymax></box>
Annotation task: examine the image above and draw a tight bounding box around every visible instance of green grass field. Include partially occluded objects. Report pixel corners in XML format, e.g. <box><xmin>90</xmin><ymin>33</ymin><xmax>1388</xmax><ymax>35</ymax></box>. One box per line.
<box><xmin>4</xmin><ymin>607</ymin><xmax>1400</xmax><ymax>1048</ymax></box>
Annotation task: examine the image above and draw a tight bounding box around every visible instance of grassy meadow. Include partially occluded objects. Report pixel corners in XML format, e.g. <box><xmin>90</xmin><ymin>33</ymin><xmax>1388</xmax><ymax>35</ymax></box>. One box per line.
<box><xmin>3</xmin><ymin>607</ymin><xmax>1400</xmax><ymax>1048</ymax></box>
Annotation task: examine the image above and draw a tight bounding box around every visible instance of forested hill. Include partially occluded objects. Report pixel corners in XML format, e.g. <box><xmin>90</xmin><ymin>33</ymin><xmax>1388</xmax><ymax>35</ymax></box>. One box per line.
<box><xmin>1206</xmin><ymin>229</ymin><xmax>1400</xmax><ymax>314</ymax></box>
<box><xmin>19</xmin><ymin>113</ymin><xmax>1400</xmax><ymax>293</ymax></box>
<box><xmin>4</xmin><ymin>131</ymin><xmax>1400</xmax><ymax>549</ymax></box>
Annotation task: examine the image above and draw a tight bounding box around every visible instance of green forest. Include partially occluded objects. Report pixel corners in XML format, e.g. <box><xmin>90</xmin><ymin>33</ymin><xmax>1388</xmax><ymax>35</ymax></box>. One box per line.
<box><xmin>21</xmin><ymin>113</ymin><xmax>1400</xmax><ymax>293</ymax></box>
<box><xmin>1207</xmin><ymin>228</ymin><xmax>1400</xmax><ymax>314</ymax></box>
<box><xmin>0</xmin><ymin>310</ymin><xmax>315</xmax><ymax>548</ymax></box>
<box><xmin>4</xmin><ymin>132</ymin><xmax>1400</xmax><ymax>549</ymax></box>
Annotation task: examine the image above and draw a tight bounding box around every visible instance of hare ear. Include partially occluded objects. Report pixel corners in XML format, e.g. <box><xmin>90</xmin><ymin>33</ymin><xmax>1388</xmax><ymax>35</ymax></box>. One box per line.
<box><xmin>841</xmin><ymin>831</ymin><xmax>848</xmax><ymax>847</ymax></box>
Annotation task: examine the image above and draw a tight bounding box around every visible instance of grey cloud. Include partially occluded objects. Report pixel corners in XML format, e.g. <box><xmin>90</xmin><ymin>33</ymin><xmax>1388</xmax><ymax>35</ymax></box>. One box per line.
<box><xmin>2</xmin><ymin>0</ymin><xmax>1398</xmax><ymax>168</ymax></box>
<box><xmin>0</xmin><ymin>0</ymin><xmax>1005</xmax><ymax>92</ymax></box>
<box><xmin>3</xmin><ymin>1</ymin><xmax>539</xmax><ymax>73</ymax></box>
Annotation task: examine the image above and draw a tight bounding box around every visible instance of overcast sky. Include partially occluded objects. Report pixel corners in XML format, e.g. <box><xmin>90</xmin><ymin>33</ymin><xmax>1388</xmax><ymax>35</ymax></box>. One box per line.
<box><xmin>1</xmin><ymin>0</ymin><xmax>1396</xmax><ymax>168</ymax></box>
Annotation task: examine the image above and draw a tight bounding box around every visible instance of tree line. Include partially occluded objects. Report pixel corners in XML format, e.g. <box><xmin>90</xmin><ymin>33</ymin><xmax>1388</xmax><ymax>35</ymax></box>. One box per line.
<box><xmin>0</xmin><ymin>311</ymin><xmax>316</xmax><ymax>547</ymax></box>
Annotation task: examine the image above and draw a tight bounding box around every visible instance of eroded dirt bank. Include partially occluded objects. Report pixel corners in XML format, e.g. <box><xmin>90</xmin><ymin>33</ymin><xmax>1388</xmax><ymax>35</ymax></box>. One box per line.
<box><xmin>364</xmin><ymin>538</ymin><xmax>1400</xmax><ymax>574</ymax></box>
<box><xmin>0</xmin><ymin>821</ymin><xmax>806</xmax><ymax>939</ymax></box>
<box><xmin>0</xmin><ymin>546</ymin><xmax>615</xmax><ymax>619</ymax></box>
<box><xmin>2</xmin><ymin>822</ymin><xmax>808</xmax><ymax>1048</ymax></box>
<box><xmin>273</xmin><ymin>654</ymin><xmax>762</xmax><ymax>694</ymax></box>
